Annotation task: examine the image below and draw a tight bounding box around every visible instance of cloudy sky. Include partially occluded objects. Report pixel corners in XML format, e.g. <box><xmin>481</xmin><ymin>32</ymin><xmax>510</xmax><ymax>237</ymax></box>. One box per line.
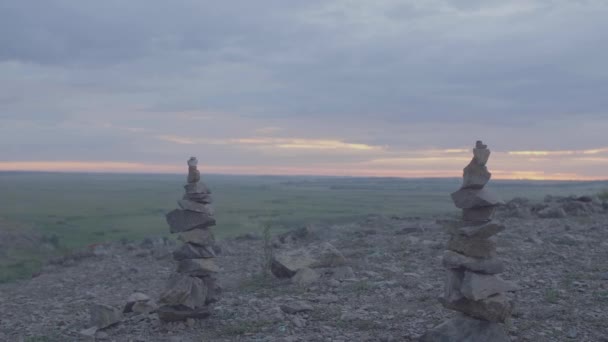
<box><xmin>1</xmin><ymin>0</ymin><xmax>607</xmax><ymax>180</ymax></box>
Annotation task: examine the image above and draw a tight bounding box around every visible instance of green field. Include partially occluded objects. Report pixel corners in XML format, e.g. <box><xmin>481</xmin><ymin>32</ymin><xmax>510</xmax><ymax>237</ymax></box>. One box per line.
<box><xmin>1</xmin><ymin>171</ymin><xmax>607</xmax><ymax>283</ymax></box>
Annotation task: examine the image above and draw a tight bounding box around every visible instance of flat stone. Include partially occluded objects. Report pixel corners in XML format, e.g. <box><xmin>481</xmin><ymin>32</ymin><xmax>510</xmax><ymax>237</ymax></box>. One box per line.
<box><xmin>292</xmin><ymin>267</ymin><xmax>320</xmax><ymax>286</ymax></box>
<box><xmin>462</xmin><ymin>162</ymin><xmax>491</xmax><ymax>189</ymax></box>
<box><xmin>177</xmin><ymin>200</ymin><xmax>214</xmax><ymax>214</ymax></box>
<box><xmin>442</xmin><ymin>250</ymin><xmax>504</xmax><ymax>274</ymax></box>
<box><xmin>159</xmin><ymin>273</ymin><xmax>208</xmax><ymax>309</ymax></box>
<box><xmin>200</xmin><ymin>276</ymin><xmax>222</xmax><ymax>304</ymax></box>
<box><xmin>461</xmin><ymin>271</ymin><xmax>520</xmax><ymax>301</ymax></box>
<box><xmin>166</xmin><ymin>209</ymin><xmax>216</xmax><ymax>233</ymax></box>
<box><xmin>173</xmin><ymin>243</ymin><xmax>216</xmax><ymax>260</ymax></box>
<box><xmin>157</xmin><ymin>305</ymin><xmax>210</xmax><ymax>322</ymax></box>
<box><xmin>124</xmin><ymin>292</ymin><xmax>151</xmax><ymax>313</ymax></box>
<box><xmin>440</xmin><ymin>293</ymin><xmax>512</xmax><ymax>323</ymax></box>
<box><xmin>271</xmin><ymin>242</ymin><xmax>347</xmax><ymax>278</ymax></box>
<box><xmin>183</xmin><ymin>192</ymin><xmax>213</xmax><ymax>204</ymax></box>
<box><xmin>177</xmin><ymin>258</ymin><xmax>220</xmax><ymax>276</ymax></box>
<box><xmin>419</xmin><ymin>315</ymin><xmax>510</xmax><ymax>342</ymax></box>
<box><xmin>453</xmin><ymin>221</ymin><xmax>505</xmax><ymax>239</ymax></box>
<box><xmin>463</xmin><ymin>207</ymin><xmax>496</xmax><ymax>222</ymax></box>
<box><xmin>184</xmin><ymin>183</ymin><xmax>210</xmax><ymax>194</ymax></box>
<box><xmin>444</xmin><ymin>269</ymin><xmax>465</xmax><ymax>302</ymax></box>
<box><xmin>90</xmin><ymin>303</ymin><xmax>122</xmax><ymax>329</ymax></box>
<box><xmin>179</xmin><ymin>229</ymin><xmax>215</xmax><ymax>246</ymax></box>
<box><xmin>447</xmin><ymin>235</ymin><xmax>496</xmax><ymax>258</ymax></box>
<box><xmin>280</xmin><ymin>301</ymin><xmax>314</xmax><ymax>314</ymax></box>
<box><xmin>451</xmin><ymin>189</ymin><xmax>503</xmax><ymax>209</ymax></box>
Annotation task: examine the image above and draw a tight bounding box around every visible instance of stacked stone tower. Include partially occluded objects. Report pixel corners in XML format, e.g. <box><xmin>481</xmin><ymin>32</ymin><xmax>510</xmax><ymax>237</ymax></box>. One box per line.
<box><xmin>157</xmin><ymin>157</ymin><xmax>221</xmax><ymax>322</ymax></box>
<box><xmin>421</xmin><ymin>141</ymin><xmax>518</xmax><ymax>341</ymax></box>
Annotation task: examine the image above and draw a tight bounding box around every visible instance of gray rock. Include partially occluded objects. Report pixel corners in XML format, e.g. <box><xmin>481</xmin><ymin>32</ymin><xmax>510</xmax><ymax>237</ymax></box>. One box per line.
<box><xmin>462</xmin><ymin>162</ymin><xmax>491</xmax><ymax>189</ymax></box>
<box><xmin>451</xmin><ymin>189</ymin><xmax>503</xmax><ymax>209</ymax></box>
<box><xmin>132</xmin><ymin>300</ymin><xmax>157</xmax><ymax>314</ymax></box>
<box><xmin>444</xmin><ymin>269</ymin><xmax>465</xmax><ymax>303</ymax></box>
<box><xmin>184</xmin><ymin>183</ymin><xmax>210</xmax><ymax>194</ymax></box>
<box><xmin>440</xmin><ymin>293</ymin><xmax>512</xmax><ymax>323</ymax></box>
<box><xmin>537</xmin><ymin>206</ymin><xmax>567</xmax><ymax>218</ymax></box>
<box><xmin>331</xmin><ymin>266</ymin><xmax>356</xmax><ymax>280</ymax></box>
<box><xmin>460</xmin><ymin>271</ymin><xmax>520</xmax><ymax>301</ymax></box>
<box><xmin>463</xmin><ymin>207</ymin><xmax>496</xmax><ymax>222</ymax></box>
<box><xmin>442</xmin><ymin>250</ymin><xmax>504</xmax><ymax>274</ymax></box>
<box><xmin>166</xmin><ymin>209</ymin><xmax>216</xmax><ymax>233</ymax></box>
<box><xmin>419</xmin><ymin>315</ymin><xmax>510</xmax><ymax>342</ymax></box>
<box><xmin>292</xmin><ymin>267</ymin><xmax>320</xmax><ymax>286</ymax></box>
<box><xmin>173</xmin><ymin>243</ymin><xmax>216</xmax><ymax>260</ymax></box>
<box><xmin>90</xmin><ymin>303</ymin><xmax>122</xmax><ymax>329</ymax></box>
<box><xmin>177</xmin><ymin>258</ymin><xmax>220</xmax><ymax>276</ymax></box>
<box><xmin>179</xmin><ymin>229</ymin><xmax>215</xmax><ymax>246</ymax></box>
<box><xmin>280</xmin><ymin>301</ymin><xmax>314</xmax><ymax>314</ymax></box>
<box><xmin>201</xmin><ymin>276</ymin><xmax>222</xmax><ymax>304</ymax></box>
<box><xmin>271</xmin><ymin>242</ymin><xmax>347</xmax><ymax>278</ymax></box>
<box><xmin>159</xmin><ymin>273</ymin><xmax>208</xmax><ymax>309</ymax></box>
<box><xmin>447</xmin><ymin>235</ymin><xmax>496</xmax><ymax>258</ymax></box>
<box><xmin>187</xmin><ymin>165</ymin><xmax>200</xmax><ymax>183</ymax></box>
<box><xmin>177</xmin><ymin>200</ymin><xmax>214</xmax><ymax>214</ymax></box>
<box><xmin>157</xmin><ymin>305</ymin><xmax>210</xmax><ymax>322</ymax></box>
<box><xmin>124</xmin><ymin>292</ymin><xmax>151</xmax><ymax>313</ymax></box>
<box><xmin>452</xmin><ymin>221</ymin><xmax>505</xmax><ymax>239</ymax></box>
<box><xmin>183</xmin><ymin>193</ymin><xmax>213</xmax><ymax>204</ymax></box>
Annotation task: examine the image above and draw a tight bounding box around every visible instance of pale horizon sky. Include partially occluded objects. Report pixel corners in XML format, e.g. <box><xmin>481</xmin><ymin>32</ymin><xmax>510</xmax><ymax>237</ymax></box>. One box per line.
<box><xmin>1</xmin><ymin>1</ymin><xmax>607</xmax><ymax>180</ymax></box>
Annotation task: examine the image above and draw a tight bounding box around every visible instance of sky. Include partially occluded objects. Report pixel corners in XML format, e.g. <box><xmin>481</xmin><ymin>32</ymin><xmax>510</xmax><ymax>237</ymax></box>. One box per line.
<box><xmin>1</xmin><ymin>0</ymin><xmax>607</xmax><ymax>180</ymax></box>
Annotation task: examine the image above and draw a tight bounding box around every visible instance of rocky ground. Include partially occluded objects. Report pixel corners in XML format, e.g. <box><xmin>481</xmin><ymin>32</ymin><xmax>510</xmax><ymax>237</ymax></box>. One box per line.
<box><xmin>1</xmin><ymin>197</ymin><xmax>607</xmax><ymax>342</ymax></box>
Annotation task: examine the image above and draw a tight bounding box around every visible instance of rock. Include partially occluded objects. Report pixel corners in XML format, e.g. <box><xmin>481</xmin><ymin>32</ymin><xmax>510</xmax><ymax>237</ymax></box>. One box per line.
<box><xmin>201</xmin><ymin>276</ymin><xmax>222</xmax><ymax>304</ymax></box>
<box><xmin>179</xmin><ymin>229</ymin><xmax>215</xmax><ymax>246</ymax></box>
<box><xmin>90</xmin><ymin>303</ymin><xmax>122</xmax><ymax>329</ymax></box>
<box><xmin>157</xmin><ymin>305</ymin><xmax>210</xmax><ymax>322</ymax></box>
<box><xmin>331</xmin><ymin>266</ymin><xmax>356</xmax><ymax>280</ymax></box>
<box><xmin>419</xmin><ymin>315</ymin><xmax>510</xmax><ymax>342</ymax></box>
<box><xmin>132</xmin><ymin>300</ymin><xmax>157</xmax><ymax>314</ymax></box>
<box><xmin>166</xmin><ymin>210</ymin><xmax>216</xmax><ymax>233</ymax></box>
<box><xmin>442</xmin><ymin>250</ymin><xmax>504</xmax><ymax>275</ymax></box>
<box><xmin>184</xmin><ymin>182</ymin><xmax>210</xmax><ymax>194</ymax></box>
<box><xmin>280</xmin><ymin>301</ymin><xmax>314</xmax><ymax>314</ymax></box>
<box><xmin>462</xmin><ymin>206</ymin><xmax>496</xmax><ymax>222</ymax></box>
<box><xmin>292</xmin><ymin>267</ymin><xmax>320</xmax><ymax>286</ymax></box>
<box><xmin>460</xmin><ymin>271</ymin><xmax>519</xmax><ymax>301</ymax></box>
<box><xmin>440</xmin><ymin>293</ymin><xmax>512</xmax><ymax>323</ymax></box>
<box><xmin>462</xmin><ymin>162</ymin><xmax>491</xmax><ymax>189</ymax></box>
<box><xmin>177</xmin><ymin>258</ymin><xmax>220</xmax><ymax>276</ymax></box>
<box><xmin>451</xmin><ymin>189</ymin><xmax>502</xmax><ymax>209</ymax></box>
<box><xmin>183</xmin><ymin>192</ymin><xmax>213</xmax><ymax>204</ymax></box>
<box><xmin>159</xmin><ymin>274</ymin><xmax>208</xmax><ymax>309</ymax></box>
<box><xmin>537</xmin><ymin>206</ymin><xmax>567</xmax><ymax>219</ymax></box>
<box><xmin>447</xmin><ymin>235</ymin><xmax>496</xmax><ymax>258</ymax></box>
<box><xmin>172</xmin><ymin>243</ymin><xmax>216</xmax><ymax>260</ymax></box>
<box><xmin>444</xmin><ymin>269</ymin><xmax>465</xmax><ymax>302</ymax></box>
<box><xmin>271</xmin><ymin>242</ymin><xmax>347</xmax><ymax>278</ymax></box>
<box><xmin>177</xmin><ymin>200</ymin><xmax>214</xmax><ymax>214</ymax></box>
<box><xmin>79</xmin><ymin>327</ymin><xmax>98</xmax><ymax>338</ymax></box>
<box><xmin>452</xmin><ymin>222</ymin><xmax>505</xmax><ymax>239</ymax></box>
<box><xmin>124</xmin><ymin>292</ymin><xmax>151</xmax><ymax>313</ymax></box>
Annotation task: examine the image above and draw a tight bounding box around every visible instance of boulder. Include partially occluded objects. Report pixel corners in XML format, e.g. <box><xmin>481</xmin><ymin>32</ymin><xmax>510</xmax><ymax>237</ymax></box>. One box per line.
<box><xmin>442</xmin><ymin>251</ymin><xmax>504</xmax><ymax>275</ymax></box>
<box><xmin>451</xmin><ymin>189</ymin><xmax>503</xmax><ymax>209</ymax></box>
<box><xmin>90</xmin><ymin>303</ymin><xmax>122</xmax><ymax>329</ymax></box>
<box><xmin>177</xmin><ymin>200</ymin><xmax>214</xmax><ymax>214</ymax></box>
<box><xmin>271</xmin><ymin>242</ymin><xmax>347</xmax><ymax>278</ymax></box>
<box><xmin>291</xmin><ymin>267</ymin><xmax>320</xmax><ymax>286</ymax></box>
<box><xmin>537</xmin><ymin>206</ymin><xmax>567</xmax><ymax>219</ymax></box>
<box><xmin>447</xmin><ymin>235</ymin><xmax>496</xmax><ymax>258</ymax></box>
<box><xmin>159</xmin><ymin>273</ymin><xmax>208</xmax><ymax>309</ymax></box>
<box><xmin>460</xmin><ymin>271</ymin><xmax>520</xmax><ymax>301</ymax></box>
<box><xmin>166</xmin><ymin>209</ymin><xmax>216</xmax><ymax>233</ymax></box>
<box><xmin>440</xmin><ymin>293</ymin><xmax>512</xmax><ymax>323</ymax></box>
<box><xmin>123</xmin><ymin>292</ymin><xmax>151</xmax><ymax>313</ymax></box>
<box><xmin>179</xmin><ymin>229</ymin><xmax>215</xmax><ymax>246</ymax></box>
<box><xmin>177</xmin><ymin>259</ymin><xmax>220</xmax><ymax>276</ymax></box>
<box><xmin>132</xmin><ymin>300</ymin><xmax>157</xmax><ymax>314</ymax></box>
<box><xmin>419</xmin><ymin>315</ymin><xmax>510</xmax><ymax>342</ymax></box>
<box><xmin>157</xmin><ymin>305</ymin><xmax>210</xmax><ymax>322</ymax></box>
<box><xmin>173</xmin><ymin>243</ymin><xmax>216</xmax><ymax>260</ymax></box>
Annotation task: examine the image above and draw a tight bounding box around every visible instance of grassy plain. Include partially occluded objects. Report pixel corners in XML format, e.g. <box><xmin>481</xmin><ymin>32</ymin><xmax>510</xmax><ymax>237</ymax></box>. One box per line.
<box><xmin>1</xmin><ymin>171</ymin><xmax>607</xmax><ymax>282</ymax></box>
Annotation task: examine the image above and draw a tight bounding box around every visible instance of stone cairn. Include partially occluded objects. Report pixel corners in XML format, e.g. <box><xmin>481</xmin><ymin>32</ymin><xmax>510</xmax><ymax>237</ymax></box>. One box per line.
<box><xmin>157</xmin><ymin>157</ymin><xmax>221</xmax><ymax>322</ymax></box>
<box><xmin>421</xmin><ymin>141</ymin><xmax>518</xmax><ymax>342</ymax></box>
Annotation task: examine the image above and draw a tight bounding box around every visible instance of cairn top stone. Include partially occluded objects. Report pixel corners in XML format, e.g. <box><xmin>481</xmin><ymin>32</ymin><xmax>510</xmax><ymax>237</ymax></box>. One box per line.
<box><xmin>475</xmin><ymin>140</ymin><xmax>487</xmax><ymax>149</ymax></box>
<box><xmin>187</xmin><ymin>157</ymin><xmax>198</xmax><ymax>168</ymax></box>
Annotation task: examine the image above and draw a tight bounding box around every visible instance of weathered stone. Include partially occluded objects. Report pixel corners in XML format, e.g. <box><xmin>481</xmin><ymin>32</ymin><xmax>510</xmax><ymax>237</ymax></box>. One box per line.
<box><xmin>184</xmin><ymin>182</ymin><xmax>210</xmax><ymax>194</ymax></box>
<box><xmin>200</xmin><ymin>276</ymin><xmax>222</xmax><ymax>304</ymax></box>
<box><xmin>157</xmin><ymin>305</ymin><xmax>210</xmax><ymax>322</ymax></box>
<box><xmin>177</xmin><ymin>200</ymin><xmax>214</xmax><ymax>214</ymax></box>
<box><xmin>451</xmin><ymin>188</ymin><xmax>503</xmax><ymax>209</ymax></box>
<box><xmin>132</xmin><ymin>300</ymin><xmax>157</xmax><ymax>314</ymax></box>
<box><xmin>419</xmin><ymin>315</ymin><xmax>510</xmax><ymax>342</ymax></box>
<box><xmin>177</xmin><ymin>258</ymin><xmax>220</xmax><ymax>276</ymax></box>
<box><xmin>173</xmin><ymin>243</ymin><xmax>216</xmax><ymax>260</ymax></box>
<box><xmin>159</xmin><ymin>273</ymin><xmax>208</xmax><ymax>309</ymax></box>
<box><xmin>271</xmin><ymin>242</ymin><xmax>347</xmax><ymax>278</ymax></box>
<box><xmin>455</xmin><ymin>222</ymin><xmax>505</xmax><ymax>239</ymax></box>
<box><xmin>90</xmin><ymin>303</ymin><xmax>122</xmax><ymax>329</ymax></box>
<box><xmin>442</xmin><ymin>250</ymin><xmax>504</xmax><ymax>275</ymax></box>
<box><xmin>444</xmin><ymin>269</ymin><xmax>465</xmax><ymax>302</ymax></box>
<box><xmin>179</xmin><ymin>228</ymin><xmax>215</xmax><ymax>246</ymax></box>
<box><xmin>461</xmin><ymin>271</ymin><xmax>520</xmax><ymax>301</ymax></box>
<box><xmin>537</xmin><ymin>206</ymin><xmax>567</xmax><ymax>218</ymax></box>
<box><xmin>188</xmin><ymin>166</ymin><xmax>200</xmax><ymax>183</ymax></box>
<box><xmin>183</xmin><ymin>192</ymin><xmax>213</xmax><ymax>204</ymax></box>
<box><xmin>166</xmin><ymin>209</ymin><xmax>216</xmax><ymax>233</ymax></box>
<box><xmin>124</xmin><ymin>292</ymin><xmax>151</xmax><ymax>313</ymax></box>
<box><xmin>462</xmin><ymin>162</ymin><xmax>491</xmax><ymax>189</ymax></box>
<box><xmin>440</xmin><ymin>293</ymin><xmax>512</xmax><ymax>323</ymax></box>
<box><xmin>447</xmin><ymin>235</ymin><xmax>496</xmax><ymax>258</ymax></box>
<box><xmin>280</xmin><ymin>301</ymin><xmax>314</xmax><ymax>314</ymax></box>
<box><xmin>331</xmin><ymin>265</ymin><xmax>356</xmax><ymax>280</ymax></box>
<box><xmin>291</xmin><ymin>267</ymin><xmax>320</xmax><ymax>286</ymax></box>
<box><xmin>473</xmin><ymin>147</ymin><xmax>491</xmax><ymax>166</ymax></box>
<box><xmin>463</xmin><ymin>206</ymin><xmax>496</xmax><ymax>222</ymax></box>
